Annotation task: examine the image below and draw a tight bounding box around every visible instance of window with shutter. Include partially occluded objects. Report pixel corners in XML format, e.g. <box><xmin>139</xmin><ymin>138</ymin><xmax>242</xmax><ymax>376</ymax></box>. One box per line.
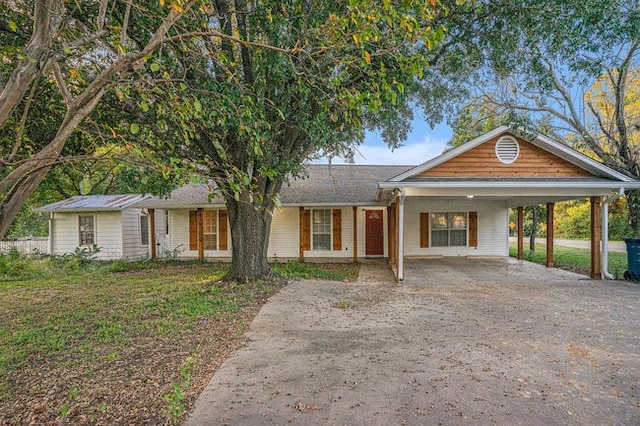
<box><xmin>219</xmin><ymin>210</ymin><xmax>228</xmax><ymax>250</ymax></box>
<box><xmin>332</xmin><ymin>209</ymin><xmax>342</xmax><ymax>250</ymax></box>
<box><xmin>300</xmin><ymin>208</ymin><xmax>311</xmax><ymax>251</ymax></box>
<box><xmin>189</xmin><ymin>211</ymin><xmax>197</xmax><ymax>250</ymax></box>
<box><xmin>420</xmin><ymin>212</ymin><xmax>429</xmax><ymax>248</ymax></box>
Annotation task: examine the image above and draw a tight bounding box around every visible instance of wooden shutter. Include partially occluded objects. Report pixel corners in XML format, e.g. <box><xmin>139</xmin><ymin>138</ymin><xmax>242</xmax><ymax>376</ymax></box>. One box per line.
<box><xmin>300</xmin><ymin>208</ymin><xmax>311</xmax><ymax>251</ymax></box>
<box><xmin>219</xmin><ymin>210</ymin><xmax>228</xmax><ymax>250</ymax></box>
<box><xmin>189</xmin><ymin>210</ymin><xmax>197</xmax><ymax>250</ymax></box>
<box><xmin>469</xmin><ymin>211</ymin><xmax>478</xmax><ymax>247</ymax></box>
<box><xmin>420</xmin><ymin>212</ymin><xmax>429</xmax><ymax>248</ymax></box>
<box><xmin>332</xmin><ymin>209</ymin><xmax>342</xmax><ymax>251</ymax></box>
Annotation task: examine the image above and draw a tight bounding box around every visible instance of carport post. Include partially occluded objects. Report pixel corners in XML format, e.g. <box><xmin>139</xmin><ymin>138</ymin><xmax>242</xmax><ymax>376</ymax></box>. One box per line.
<box><xmin>353</xmin><ymin>206</ymin><xmax>358</xmax><ymax>263</ymax></box>
<box><xmin>590</xmin><ymin>196</ymin><xmax>601</xmax><ymax>278</ymax></box>
<box><xmin>397</xmin><ymin>188</ymin><xmax>406</xmax><ymax>281</ymax></box>
<box><xmin>546</xmin><ymin>203</ymin><xmax>554</xmax><ymax>267</ymax></box>
<box><xmin>517</xmin><ymin>206</ymin><xmax>524</xmax><ymax>260</ymax></box>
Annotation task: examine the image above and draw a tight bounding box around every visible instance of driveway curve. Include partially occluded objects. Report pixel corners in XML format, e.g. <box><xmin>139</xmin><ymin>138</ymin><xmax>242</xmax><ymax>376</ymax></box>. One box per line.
<box><xmin>185</xmin><ymin>258</ymin><xmax>640</xmax><ymax>425</ymax></box>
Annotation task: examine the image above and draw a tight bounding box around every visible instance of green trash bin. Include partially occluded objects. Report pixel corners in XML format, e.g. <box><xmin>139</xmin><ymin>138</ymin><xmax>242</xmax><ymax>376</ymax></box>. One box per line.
<box><xmin>623</xmin><ymin>238</ymin><xmax>640</xmax><ymax>281</ymax></box>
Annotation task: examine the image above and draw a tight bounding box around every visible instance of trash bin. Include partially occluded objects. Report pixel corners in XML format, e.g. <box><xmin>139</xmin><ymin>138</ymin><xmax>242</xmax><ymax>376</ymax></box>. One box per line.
<box><xmin>623</xmin><ymin>237</ymin><xmax>640</xmax><ymax>281</ymax></box>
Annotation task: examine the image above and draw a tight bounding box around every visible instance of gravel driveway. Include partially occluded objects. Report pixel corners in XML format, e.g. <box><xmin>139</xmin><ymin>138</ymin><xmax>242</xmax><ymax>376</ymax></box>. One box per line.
<box><xmin>185</xmin><ymin>258</ymin><xmax>640</xmax><ymax>425</ymax></box>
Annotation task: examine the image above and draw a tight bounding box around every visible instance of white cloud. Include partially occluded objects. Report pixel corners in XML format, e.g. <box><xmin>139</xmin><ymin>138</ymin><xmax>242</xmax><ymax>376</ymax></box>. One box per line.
<box><xmin>354</xmin><ymin>137</ymin><xmax>448</xmax><ymax>164</ymax></box>
<box><xmin>318</xmin><ymin>136</ymin><xmax>448</xmax><ymax>165</ymax></box>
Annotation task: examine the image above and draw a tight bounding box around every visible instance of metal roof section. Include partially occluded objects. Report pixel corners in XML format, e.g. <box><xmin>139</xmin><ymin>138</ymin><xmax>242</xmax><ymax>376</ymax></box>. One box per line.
<box><xmin>34</xmin><ymin>194</ymin><xmax>150</xmax><ymax>212</ymax></box>
<box><xmin>387</xmin><ymin>126</ymin><xmax>635</xmax><ymax>183</ymax></box>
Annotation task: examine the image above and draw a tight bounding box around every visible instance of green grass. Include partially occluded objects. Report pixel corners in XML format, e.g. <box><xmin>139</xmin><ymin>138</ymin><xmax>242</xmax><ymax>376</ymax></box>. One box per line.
<box><xmin>0</xmin><ymin>259</ymin><xmax>233</xmax><ymax>403</ymax></box>
<box><xmin>272</xmin><ymin>260</ymin><xmax>360</xmax><ymax>281</ymax></box>
<box><xmin>509</xmin><ymin>242</ymin><xmax>628</xmax><ymax>279</ymax></box>
<box><xmin>0</xmin><ymin>254</ymin><xmax>360</xmax><ymax>413</ymax></box>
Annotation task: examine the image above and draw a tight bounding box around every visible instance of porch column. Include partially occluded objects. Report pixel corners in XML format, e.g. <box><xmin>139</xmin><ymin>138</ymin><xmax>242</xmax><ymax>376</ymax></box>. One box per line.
<box><xmin>546</xmin><ymin>203</ymin><xmax>554</xmax><ymax>267</ymax></box>
<box><xmin>397</xmin><ymin>189</ymin><xmax>405</xmax><ymax>281</ymax></box>
<box><xmin>387</xmin><ymin>205</ymin><xmax>395</xmax><ymax>269</ymax></box>
<box><xmin>149</xmin><ymin>208</ymin><xmax>156</xmax><ymax>259</ymax></box>
<box><xmin>197</xmin><ymin>207</ymin><xmax>204</xmax><ymax>261</ymax></box>
<box><xmin>590</xmin><ymin>196</ymin><xmax>602</xmax><ymax>278</ymax></box>
<box><xmin>517</xmin><ymin>206</ymin><xmax>524</xmax><ymax>260</ymax></box>
<box><xmin>352</xmin><ymin>206</ymin><xmax>358</xmax><ymax>263</ymax></box>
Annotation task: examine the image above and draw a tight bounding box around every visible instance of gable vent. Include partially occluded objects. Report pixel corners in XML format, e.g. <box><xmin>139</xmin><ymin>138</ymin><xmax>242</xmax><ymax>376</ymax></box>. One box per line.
<box><xmin>495</xmin><ymin>136</ymin><xmax>520</xmax><ymax>164</ymax></box>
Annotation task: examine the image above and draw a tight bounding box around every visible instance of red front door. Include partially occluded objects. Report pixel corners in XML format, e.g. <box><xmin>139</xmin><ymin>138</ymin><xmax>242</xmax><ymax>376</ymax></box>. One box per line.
<box><xmin>365</xmin><ymin>210</ymin><xmax>384</xmax><ymax>256</ymax></box>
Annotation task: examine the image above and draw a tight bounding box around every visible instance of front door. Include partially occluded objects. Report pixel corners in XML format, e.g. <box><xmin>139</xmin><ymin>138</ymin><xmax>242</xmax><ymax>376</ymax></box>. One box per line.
<box><xmin>365</xmin><ymin>210</ymin><xmax>384</xmax><ymax>256</ymax></box>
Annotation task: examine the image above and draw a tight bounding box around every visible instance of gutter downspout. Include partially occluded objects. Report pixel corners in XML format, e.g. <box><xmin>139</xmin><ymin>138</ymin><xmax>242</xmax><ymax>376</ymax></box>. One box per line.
<box><xmin>397</xmin><ymin>188</ymin><xmax>406</xmax><ymax>281</ymax></box>
<box><xmin>602</xmin><ymin>187</ymin><xmax>625</xmax><ymax>279</ymax></box>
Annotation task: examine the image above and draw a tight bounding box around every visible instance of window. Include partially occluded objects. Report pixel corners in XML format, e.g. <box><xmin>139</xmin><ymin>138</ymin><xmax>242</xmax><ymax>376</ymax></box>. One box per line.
<box><xmin>165</xmin><ymin>210</ymin><xmax>170</xmax><ymax>235</ymax></box>
<box><xmin>202</xmin><ymin>210</ymin><xmax>217</xmax><ymax>250</ymax></box>
<box><xmin>430</xmin><ymin>212</ymin><xmax>467</xmax><ymax>247</ymax></box>
<box><xmin>79</xmin><ymin>215</ymin><xmax>95</xmax><ymax>246</ymax></box>
<box><xmin>140</xmin><ymin>215</ymin><xmax>149</xmax><ymax>246</ymax></box>
<box><xmin>312</xmin><ymin>209</ymin><xmax>331</xmax><ymax>250</ymax></box>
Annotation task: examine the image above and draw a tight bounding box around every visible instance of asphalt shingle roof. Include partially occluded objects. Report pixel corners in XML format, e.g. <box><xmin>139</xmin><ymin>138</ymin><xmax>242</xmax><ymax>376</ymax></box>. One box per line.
<box><xmin>136</xmin><ymin>164</ymin><xmax>412</xmax><ymax>209</ymax></box>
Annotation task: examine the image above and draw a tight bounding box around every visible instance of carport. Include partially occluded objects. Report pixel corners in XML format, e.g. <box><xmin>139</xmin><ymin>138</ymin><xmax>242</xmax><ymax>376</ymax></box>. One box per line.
<box><xmin>377</xmin><ymin>127</ymin><xmax>640</xmax><ymax>281</ymax></box>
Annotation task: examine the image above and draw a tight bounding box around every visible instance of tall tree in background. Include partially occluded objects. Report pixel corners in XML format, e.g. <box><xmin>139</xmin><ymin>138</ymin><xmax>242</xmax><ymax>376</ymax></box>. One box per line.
<box><xmin>456</xmin><ymin>0</ymin><xmax>640</xmax><ymax>234</ymax></box>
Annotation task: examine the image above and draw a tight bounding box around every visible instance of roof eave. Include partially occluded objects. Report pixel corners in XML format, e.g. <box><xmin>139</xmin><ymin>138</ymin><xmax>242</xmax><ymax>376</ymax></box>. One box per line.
<box><xmin>378</xmin><ymin>180</ymin><xmax>640</xmax><ymax>190</ymax></box>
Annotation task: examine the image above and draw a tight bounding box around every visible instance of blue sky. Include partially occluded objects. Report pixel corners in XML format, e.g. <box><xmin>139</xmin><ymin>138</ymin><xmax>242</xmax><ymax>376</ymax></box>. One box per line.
<box><xmin>320</xmin><ymin>116</ymin><xmax>453</xmax><ymax>165</ymax></box>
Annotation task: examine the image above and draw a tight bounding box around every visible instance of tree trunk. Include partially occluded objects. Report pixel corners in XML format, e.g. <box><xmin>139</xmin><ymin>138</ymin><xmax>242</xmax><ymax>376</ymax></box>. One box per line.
<box><xmin>530</xmin><ymin>206</ymin><xmax>538</xmax><ymax>252</ymax></box>
<box><xmin>626</xmin><ymin>189</ymin><xmax>640</xmax><ymax>237</ymax></box>
<box><xmin>0</xmin><ymin>168</ymin><xmax>50</xmax><ymax>239</ymax></box>
<box><xmin>225</xmin><ymin>196</ymin><xmax>274</xmax><ymax>281</ymax></box>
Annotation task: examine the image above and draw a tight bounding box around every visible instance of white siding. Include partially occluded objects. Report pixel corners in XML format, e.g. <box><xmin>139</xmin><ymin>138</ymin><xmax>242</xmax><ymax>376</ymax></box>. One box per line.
<box><xmin>50</xmin><ymin>212</ymin><xmax>123</xmax><ymax>259</ymax></box>
<box><xmin>121</xmin><ymin>209</ymin><xmax>149</xmax><ymax>261</ymax></box>
<box><xmin>93</xmin><ymin>212</ymin><xmax>123</xmax><ymax>259</ymax></box>
<box><xmin>154</xmin><ymin>209</ymin><xmax>169</xmax><ymax>256</ymax></box>
<box><xmin>403</xmin><ymin>198</ymin><xmax>509</xmax><ymax>257</ymax></box>
<box><xmin>268</xmin><ymin>207</ymin><xmax>299</xmax><ymax>258</ymax></box>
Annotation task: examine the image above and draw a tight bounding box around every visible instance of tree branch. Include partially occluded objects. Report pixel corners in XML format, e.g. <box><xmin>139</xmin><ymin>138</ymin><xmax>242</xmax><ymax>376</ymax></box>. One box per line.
<box><xmin>53</xmin><ymin>62</ymin><xmax>73</xmax><ymax>105</ymax></box>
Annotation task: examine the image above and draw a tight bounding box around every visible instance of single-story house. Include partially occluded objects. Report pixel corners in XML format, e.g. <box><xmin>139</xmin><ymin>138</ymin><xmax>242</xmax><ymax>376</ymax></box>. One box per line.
<box><xmin>35</xmin><ymin>127</ymin><xmax>640</xmax><ymax>279</ymax></box>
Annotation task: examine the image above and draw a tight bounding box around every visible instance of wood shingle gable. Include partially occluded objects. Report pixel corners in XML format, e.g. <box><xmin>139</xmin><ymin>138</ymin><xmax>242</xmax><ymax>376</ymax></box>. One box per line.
<box><xmin>387</xmin><ymin>126</ymin><xmax>634</xmax><ymax>184</ymax></box>
<box><xmin>417</xmin><ymin>134</ymin><xmax>592</xmax><ymax>178</ymax></box>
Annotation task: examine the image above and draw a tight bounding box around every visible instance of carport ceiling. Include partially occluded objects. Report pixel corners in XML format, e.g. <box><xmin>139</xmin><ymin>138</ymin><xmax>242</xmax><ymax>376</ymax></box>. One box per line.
<box><xmin>400</xmin><ymin>180</ymin><xmax>623</xmax><ymax>208</ymax></box>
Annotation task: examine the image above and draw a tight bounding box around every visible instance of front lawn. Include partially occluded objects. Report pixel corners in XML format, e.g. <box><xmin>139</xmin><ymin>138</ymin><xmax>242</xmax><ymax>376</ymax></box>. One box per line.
<box><xmin>0</xmin><ymin>254</ymin><xmax>358</xmax><ymax>424</ymax></box>
<box><xmin>509</xmin><ymin>243</ymin><xmax>628</xmax><ymax>279</ymax></box>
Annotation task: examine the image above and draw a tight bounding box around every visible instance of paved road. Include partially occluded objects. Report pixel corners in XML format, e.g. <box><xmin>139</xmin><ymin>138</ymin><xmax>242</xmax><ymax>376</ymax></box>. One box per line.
<box><xmin>511</xmin><ymin>237</ymin><xmax>627</xmax><ymax>252</ymax></box>
<box><xmin>185</xmin><ymin>258</ymin><xmax>640</xmax><ymax>425</ymax></box>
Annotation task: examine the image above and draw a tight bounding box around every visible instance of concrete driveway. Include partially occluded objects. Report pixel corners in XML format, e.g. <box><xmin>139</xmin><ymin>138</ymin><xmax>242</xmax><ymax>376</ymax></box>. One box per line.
<box><xmin>185</xmin><ymin>258</ymin><xmax>640</xmax><ymax>425</ymax></box>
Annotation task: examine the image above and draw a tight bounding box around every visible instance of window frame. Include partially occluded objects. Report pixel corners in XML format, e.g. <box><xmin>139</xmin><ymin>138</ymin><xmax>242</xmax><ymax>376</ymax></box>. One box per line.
<box><xmin>140</xmin><ymin>214</ymin><xmax>149</xmax><ymax>246</ymax></box>
<box><xmin>78</xmin><ymin>214</ymin><xmax>95</xmax><ymax>247</ymax></box>
<box><xmin>311</xmin><ymin>209</ymin><xmax>332</xmax><ymax>251</ymax></box>
<box><xmin>202</xmin><ymin>210</ymin><xmax>218</xmax><ymax>250</ymax></box>
<box><xmin>430</xmin><ymin>212</ymin><xmax>468</xmax><ymax>247</ymax></box>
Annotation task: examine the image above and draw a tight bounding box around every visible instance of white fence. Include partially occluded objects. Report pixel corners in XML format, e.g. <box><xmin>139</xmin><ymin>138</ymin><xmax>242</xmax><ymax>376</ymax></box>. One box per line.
<box><xmin>0</xmin><ymin>238</ymin><xmax>49</xmax><ymax>255</ymax></box>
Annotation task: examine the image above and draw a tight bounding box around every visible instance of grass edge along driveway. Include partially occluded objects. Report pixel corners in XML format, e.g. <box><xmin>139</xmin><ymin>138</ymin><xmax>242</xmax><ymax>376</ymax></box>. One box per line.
<box><xmin>0</xmin><ymin>256</ymin><xmax>358</xmax><ymax>425</ymax></box>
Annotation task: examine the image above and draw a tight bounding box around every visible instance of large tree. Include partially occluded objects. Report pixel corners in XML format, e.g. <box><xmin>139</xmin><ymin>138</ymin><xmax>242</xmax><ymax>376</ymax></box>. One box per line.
<box><xmin>116</xmin><ymin>1</ymin><xmax>467</xmax><ymax>280</ymax></box>
<box><xmin>453</xmin><ymin>0</ymin><xmax>640</xmax><ymax>234</ymax></box>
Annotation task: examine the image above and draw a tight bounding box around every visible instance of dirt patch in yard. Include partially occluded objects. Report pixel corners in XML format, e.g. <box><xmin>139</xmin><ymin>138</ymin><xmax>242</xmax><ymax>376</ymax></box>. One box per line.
<box><xmin>185</xmin><ymin>258</ymin><xmax>640</xmax><ymax>425</ymax></box>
